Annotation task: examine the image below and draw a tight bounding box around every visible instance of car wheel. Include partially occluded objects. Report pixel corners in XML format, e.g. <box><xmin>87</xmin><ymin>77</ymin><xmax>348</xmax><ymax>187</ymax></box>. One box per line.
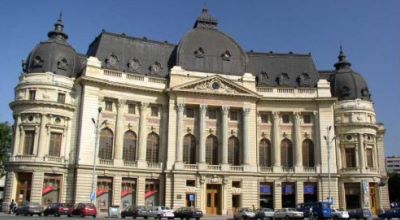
<box><xmin>93</xmin><ymin>215</ymin><xmax>96</xmax><ymax>218</ymax></box>
<box><xmin>68</xmin><ymin>214</ymin><xmax>72</xmax><ymax>217</ymax></box>
<box><xmin>121</xmin><ymin>214</ymin><xmax>125</xmax><ymax>218</ymax></box>
<box><xmin>80</xmin><ymin>213</ymin><xmax>84</xmax><ymax>217</ymax></box>
<box><xmin>285</xmin><ymin>216</ymin><xmax>290</xmax><ymax>220</ymax></box>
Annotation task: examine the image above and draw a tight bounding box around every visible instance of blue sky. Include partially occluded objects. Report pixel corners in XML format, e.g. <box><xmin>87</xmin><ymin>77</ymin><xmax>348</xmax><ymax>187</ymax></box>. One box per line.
<box><xmin>0</xmin><ymin>1</ymin><xmax>399</xmax><ymax>155</ymax></box>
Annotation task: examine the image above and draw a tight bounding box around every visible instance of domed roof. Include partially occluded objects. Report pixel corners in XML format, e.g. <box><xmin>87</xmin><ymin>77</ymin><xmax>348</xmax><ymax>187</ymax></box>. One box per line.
<box><xmin>176</xmin><ymin>9</ymin><xmax>247</xmax><ymax>75</ymax></box>
<box><xmin>329</xmin><ymin>47</ymin><xmax>371</xmax><ymax>101</ymax></box>
<box><xmin>24</xmin><ymin>14</ymin><xmax>82</xmax><ymax>77</ymax></box>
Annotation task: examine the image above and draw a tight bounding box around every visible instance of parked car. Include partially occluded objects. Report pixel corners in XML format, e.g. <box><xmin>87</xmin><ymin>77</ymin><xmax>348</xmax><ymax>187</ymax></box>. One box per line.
<box><xmin>274</xmin><ymin>208</ymin><xmax>304</xmax><ymax>219</ymax></box>
<box><xmin>297</xmin><ymin>202</ymin><xmax>332</xmax><ymax>219</ymax></box>
<box><xmin>69</xmin><ymin>203</ymin><xmax>97</xmax><ymax>218</ymax></box>
<box><xmin>173</xmin><ymin>207</ymin><xmax>203</xmax><ymax>220</ymax></box>
<box><xmin>149</xmin><ymin>206</ymin><xmax>175</xmax><ymax>219</ymax></box>
<box><xmin>348</xmin><ymin>208</ymin><xmax>372</xmax><ymax>220</ymax></box>
<box><xmin>14</xmin><ymin>202</ymin><xmax>44</xmax><ymax>216</ymax></box>
<box><xmin>255</xmin><ymin>208</ymin><xmax>275</xmax><ymax>220</ymax></box>
<box><xmin>378</xmin><ymin>208</ymin><xmax>400</xmax><ymax>220</ymax></box>
<box><xmin>44</xmin><ymin>203</ymin><xmax>73</xmax><ymax>217</ymax></box>
<box><xmin>121</xmin><ymin>205</ymin><xmax>150</xmax><ymax>219</ymax></box>
<box><xmin>234</xmin><ymin>207</ymin><xmax>256</xmax><ymax>220</ymax></box>
<box><xmin>332</xmin><ymin>208</ymin><xmax>350</xmax><ymax>219</ymax></box>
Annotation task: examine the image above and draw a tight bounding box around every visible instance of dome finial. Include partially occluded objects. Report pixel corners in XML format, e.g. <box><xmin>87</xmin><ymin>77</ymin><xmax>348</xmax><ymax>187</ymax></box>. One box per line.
<box><xmin>194</xmin><ymin>8</ymin><xmax>218</xmax><ymax>29</ymax></box>
<box><xmin>334</xmin><ymin>45</ymin><xmax>351</xmax><ymax>71</ymax></box>
<box><xmin>48</xmin><ymin>12</ymin><xmax>68</xmax><ymax>41</ymax></box>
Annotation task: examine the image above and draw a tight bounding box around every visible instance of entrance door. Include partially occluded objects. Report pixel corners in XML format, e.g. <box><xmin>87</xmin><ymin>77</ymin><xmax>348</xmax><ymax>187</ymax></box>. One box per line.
<box><xmin>206</xmin><ymin>184</ymin><xmax>221</xmax><ymax>215</ymax></box>
<box><xmin>15</xmin><ymin>173</ymin><xmax>32</xmax><ymax>205</ymax></box>
<box><xmin>369</xmin><ymin>183</ymin><xmax>378</xmax><ymax>215</ymax></box>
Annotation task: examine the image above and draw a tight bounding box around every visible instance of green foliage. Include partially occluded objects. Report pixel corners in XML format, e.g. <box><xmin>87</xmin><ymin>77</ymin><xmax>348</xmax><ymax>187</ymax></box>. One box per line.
<box><xmin>0</xmin><ymin>121</ymin><xmax>12</xmax><ymax>177</ymax></box>
<box><xmin>388</xmin><ymin>172</ymin><xmax>400</xmax><ymax>202</ymax></box>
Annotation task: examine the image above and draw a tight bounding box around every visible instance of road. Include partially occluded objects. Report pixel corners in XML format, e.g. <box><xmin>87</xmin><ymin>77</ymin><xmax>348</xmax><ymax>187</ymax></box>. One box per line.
<box><xmin>0</xmin><ymin>214</ymin><xmax>231</xmax><ymax>220</ymax></box>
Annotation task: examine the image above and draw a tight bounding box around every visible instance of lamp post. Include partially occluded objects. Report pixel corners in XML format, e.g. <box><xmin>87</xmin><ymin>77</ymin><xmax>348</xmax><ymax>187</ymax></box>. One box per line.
<box><xmin>90</xmin><ymin>107</ymin><xmax>107</xmax><ymax>203</ymax></box>
<box><xmin>324</xmin><ymin>125</ymin><xmax>335</xmax><ymax>205</ymax></box>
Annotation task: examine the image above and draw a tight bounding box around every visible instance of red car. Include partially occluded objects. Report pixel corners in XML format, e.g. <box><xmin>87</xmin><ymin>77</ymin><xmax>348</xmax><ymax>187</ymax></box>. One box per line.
<box><xmin>69</xmin><ymin>203</ymin><xmax>97</xmax><ymax>218</ymax></box>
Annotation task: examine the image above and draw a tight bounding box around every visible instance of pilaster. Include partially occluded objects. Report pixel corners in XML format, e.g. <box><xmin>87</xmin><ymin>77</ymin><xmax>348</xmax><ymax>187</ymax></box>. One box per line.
<box><xmin>294</xmin><ymin>112</ymin><xmax>302</xmax><ymax>171</ymax></box>
<box><xmin>359</xmin><ymin>133</ymin><xmax>365</xmax><ymax>173</ymax></box>
<box><xmin>138</xmin><ymin>102</ymin><xmax>148</xmax><ymax>167</ymax></box>
<box><xmin>31</xmin><ymin>171</ymin><xmax>44</xmax><ymax>203</ymax></box>
<box><xmin>242</xmin><ymin>107</ymin><xmax>250</xmax><ymax>165</ymax></box>
<box><xmin>114</xmin><ymin>99</ymin><xmax>125</xmax><ymax>166</ymax></box>
<box><xmin>272</xmin><ymin>112</ymin><xmax>281</xmax><ymax>171</ymax></box>
<box><xmin>221</xmin><ymin>106</ymin><xmax>229</xmax><ymax>165</ymax></box>
<box><xmin>174</xmin><ymin>103</ymin><xmax>185</xmax><ymax>169</ymax></box>
<box><xmin>38</xmin><ymin>114</ymin><xmax>48</xmax><ymax>157</ymax></box>
<box><xmin>199</xmin><ymin>105</ymin><xmax>207</xmax><ymax>165</ymax></box>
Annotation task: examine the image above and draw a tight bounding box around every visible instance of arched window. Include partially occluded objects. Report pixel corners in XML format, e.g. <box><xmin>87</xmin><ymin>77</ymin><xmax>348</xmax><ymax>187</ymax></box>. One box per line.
<box><xmin>228</xmin><ymin>136</ymin><xmax>240</xmax><ymax>165</ymax></box>
<box><xmin>281</xmin><ymin>139</ymin><xmax>293</xmax><ymax>168</ymax></box>
<box><xmin>183</xmin><ymin>134</ymin><xmax>196</xmax><ymax>164</ymax></box>
<box><xmin>302</xmin><ymin>139</ymin><xmax>315</xmax><ymax>167</ymax></box>
<box><xmin>259</xmin><ymin>138</ymin><xmax>272</xmax><ymax>167</ymax></box>
<box><xmin>206</xmin><ymin>135</ymin><xmax>219</xmax><ymax>165</ymax></box>
<box><xmin>146</xmin><ymin>132</ymin><xmax>160</xmax><ymax>163</ymax></box>
<box><xmin>123</xmin><ymin>131</ymin><xmax>137</xmax><ymax>161</ymax></box>
<box><xmin>99</xmin><ymin>128</ymin><xmax>113</xmax><ymax>160</ymax></box>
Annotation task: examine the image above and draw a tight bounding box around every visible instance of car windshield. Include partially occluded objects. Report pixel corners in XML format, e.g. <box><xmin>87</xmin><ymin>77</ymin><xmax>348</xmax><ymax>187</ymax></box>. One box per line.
<box><xmin>85</xmin><ymin>203</ymin><xmax>95</xmax><ymax>208</ymax></box>
<box><xmin>288</xmin><ymin>208</ymin><xmax>296</xmax><ymax>211</ymax></box>
<box><xmin>30</xmin><ymin>202</ymin><xmax>41</xmax><ymax>206</ymax></box>
<box><xmin>161</xmin><ymin>206</ymin><xmax>171</xmax><ymax>210</ymax></box>
<box><xmin>241</xmin><ymin>208</ymin><xmax>252</xmax><ymax>212</ymax></box>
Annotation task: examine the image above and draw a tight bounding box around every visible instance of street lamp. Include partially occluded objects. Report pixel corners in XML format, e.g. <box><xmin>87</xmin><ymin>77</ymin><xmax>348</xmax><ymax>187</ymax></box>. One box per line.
<box><xmin>323</xmin><ymin>125</ymin><xmax>335</xmax><ymax>205</ymax></box>
<box><xmin>90</xmin><ymin>107</ymin><xmax>107</xmax><ymax>203</ymax></box>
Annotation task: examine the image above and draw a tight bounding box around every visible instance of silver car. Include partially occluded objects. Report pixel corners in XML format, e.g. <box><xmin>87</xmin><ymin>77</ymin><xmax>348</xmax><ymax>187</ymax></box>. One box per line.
<box><xmin>332</xmin><ymin>208</ymin><xmax>349</xmax><ymax>219</ymax></box>
<box><xmin>255</xmin><ymin>208</ymin><xmax>275</xmax><ymax>220</ymax></box>
<box><xmin>274</xmin><ymin>208</ymin><xmax>304</xmax><ymax>219</ymax></box>
<box><xmin>149</xmin><ymin>206</ymin><xmax>175</xmax><ymax>219</ymax></box>
<box><xmin>234</xmin><ymin>208</ymin><xmax>256</xmax><ymax>220</ymax></box>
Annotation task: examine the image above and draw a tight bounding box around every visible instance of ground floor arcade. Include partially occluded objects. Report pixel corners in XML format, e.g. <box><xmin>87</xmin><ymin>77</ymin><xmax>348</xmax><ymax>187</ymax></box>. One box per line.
<box><xmin>1</xmin><ymin>168</ymin><xmax>390</xmax><ymax>215</ymax></box>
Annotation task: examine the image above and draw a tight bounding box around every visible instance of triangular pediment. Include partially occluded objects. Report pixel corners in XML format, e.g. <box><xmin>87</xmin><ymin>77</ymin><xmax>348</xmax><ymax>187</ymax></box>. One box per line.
<box><xmin>170</xmin><ymin>75</ymin><xmax>259</xmax><ymax>97</ymax></box>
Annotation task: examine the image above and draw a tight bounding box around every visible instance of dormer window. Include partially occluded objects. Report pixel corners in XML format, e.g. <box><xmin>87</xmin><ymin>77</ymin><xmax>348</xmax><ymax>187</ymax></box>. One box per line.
<box><xmin>57</xmin><ymin>93</ymin><xmax>66</xmax><ymax>104</ymax></box>
<box><xmin>29</xmin><ymin>90</ymin><xmax>36</xmax><ymax>100</ymax></box>
<box><xmin>194</xmin><ymin>47</ymin><xmax>205</xmax><ymax>58</ymax></box>
<box><xmin>221</xmin><ymin>51</ymin><xmax>231</xmax><ymax>61</ymax></box>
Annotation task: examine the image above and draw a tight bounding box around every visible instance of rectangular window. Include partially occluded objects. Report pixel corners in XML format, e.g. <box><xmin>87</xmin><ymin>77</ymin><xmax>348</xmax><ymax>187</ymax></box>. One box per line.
<box><xmin>345</xmin><ymin>148</ymin><xmax>357</xmax><ymax>168</ymax></box>
<box><xmin>128</xmin><ymin>103</ymin><xmax>136</xmax><ymax>114</ymax></box>
<box><xmin>57</xmin><ymin>93</ymin><xmax>66</xmax><ymax>104</ymax></box>
<box><xmin>105</xmin><ymin>100</ymin><xmax>113</xmax><ymax>111</ymax></box>
<box><xmin>151</xmin><ymin>106</ymin><xmax>159</xmax><ymax>117</ymax></box>
<box><xmin>260</xmin><ymin>112</ymin><xmax>269</xmax><ymax>123</ymax></box>
<box><xmin>29</xmin><ymin>90</ymin><xmax>36</xmax><ymax>100</ymax></box>
<box><xmin>303</xmin><ymin>114</ymin><xmax>312</xmax><ymax>124</ymax></box>
<box><xmin>207</xmin><ymin>109</ymin><xmax>217</xmax><ymax>119</ymax></box>
<box><xmin>49</xmin><ymin>132</ymin><xmax>62</xmax><ymax>157</ymax></box>
<box><xmin>282</xmin><ymin>114</ymin><xmax>290</xmax><ymax>124</ymax></box>
<box><xmin>23</xmin><ymin>130</ymin><xmax>35</xmax><ymax>155</ymax></box>
<box><xmin>366</xmin><ymin>148</ymin><xmax>373</xmax><ymax>168</ymax></box>
<box><xmin>232</xmin><ymin>181</ymin><xmax>241</xmax><ymax>188</ymax></box>
<box><xmin>230</xmin><ymin>110</ymin><xmax>238</xmax><ymax>121</ymax></box>
<box><xmin>185</xmin><ymin>108</ymin><xmax>194</xmax><ymax>118</ymax></box>
<box><xmin>186</xmin><ymin>180</ymin><xmax>196</xmax><ymax>187</ymax></box>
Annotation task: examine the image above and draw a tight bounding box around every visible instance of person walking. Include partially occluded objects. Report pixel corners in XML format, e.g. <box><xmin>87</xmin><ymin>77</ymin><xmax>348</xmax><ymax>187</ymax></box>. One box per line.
<box><xmin>9</xmin><ymin>199</ymin><xmax>16</xmax><ymax>214</ymax></box>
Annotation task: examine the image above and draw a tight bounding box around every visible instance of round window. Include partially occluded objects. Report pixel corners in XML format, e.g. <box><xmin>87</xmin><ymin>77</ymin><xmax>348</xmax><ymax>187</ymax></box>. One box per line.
<box><xmin>212</xmin><ymin>82</ymin><xmax>220</xmax><ymax>90</ymax></box>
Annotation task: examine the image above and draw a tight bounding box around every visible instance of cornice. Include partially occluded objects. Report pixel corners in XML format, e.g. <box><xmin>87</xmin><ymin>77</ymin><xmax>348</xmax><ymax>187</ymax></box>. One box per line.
<box><xmin>10</xmin><ymin>100</ymin><xmax>76</xmax><ymax>111</ymax></box>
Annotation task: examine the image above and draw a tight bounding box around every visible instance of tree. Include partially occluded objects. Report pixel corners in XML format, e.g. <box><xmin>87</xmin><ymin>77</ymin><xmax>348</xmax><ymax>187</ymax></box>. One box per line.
<box><xmin>0</xmin><ymin>121</ymin><xmax>12</xmax><ymax>177</ymax></box>
<box><xmin>388</xmin><ymin>172</ymin><xmax>400</xmax><ymax>203</ymax></box>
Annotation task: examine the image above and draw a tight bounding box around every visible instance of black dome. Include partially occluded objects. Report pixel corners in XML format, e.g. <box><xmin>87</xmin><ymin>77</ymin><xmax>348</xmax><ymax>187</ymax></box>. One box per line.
<box><xmin>24</xmin><ymin>15</ymin><xmax>82</xmax><ymax>77</ymax></box>
<box><xmin>329</xmin><ymin>48</ymin><xmax>371</xmax><ymax>101</ymax></box>
<box><xmin>176</xmin><ymin>9</ymin><xmax>247</xmax><ymax>75</ymax></box>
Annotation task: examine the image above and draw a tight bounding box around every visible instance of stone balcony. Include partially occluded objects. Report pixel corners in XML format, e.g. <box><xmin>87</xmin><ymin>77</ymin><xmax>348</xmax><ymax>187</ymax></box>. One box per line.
<box><xmin>9</xmin><ymin>155</ymin><xmax>67</xmax><ymax>164</ymax></box>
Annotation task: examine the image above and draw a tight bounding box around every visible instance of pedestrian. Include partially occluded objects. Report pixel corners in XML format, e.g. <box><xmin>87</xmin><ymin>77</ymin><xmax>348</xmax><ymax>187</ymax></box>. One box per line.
<box><xmin>9</xmin><ymin>199</ymin><xmax>16</xmax><ymax>214</ymax></box>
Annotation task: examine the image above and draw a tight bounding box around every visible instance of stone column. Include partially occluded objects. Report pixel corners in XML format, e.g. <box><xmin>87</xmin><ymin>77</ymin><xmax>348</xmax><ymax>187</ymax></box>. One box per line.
<box><xmin>138</xmin><ymin>102</ymin><xmax>148</xmax><ymax>165</ymax></box>
<box><xmin>274</xmin><ymin>181</ymin><xmax>282</xmax><ymax>209</ymax></box>
<box><xmin>272</xmin><ymin>112</ymin><xmax>281</xmax><ymax>168</ymax></box>
<box><xmin>199</xmin><ymin>105</ymin><xmax>207</xmax><ymax>164</ymax></box>
<box><xmin>294</xmin><ymin>112</ymin><xmax>302</xmax><ymax>169</ymax></box>
<box><xmin>313</xmin><ymin>111</ymin><xmax>321</xmax><ymax>170</ymax></box>
<box><xmin>31</xmin><ymin>171</ymin><xmax>44</xmax><ymax>203</ymax></box>
<box><xmin>13</xmin><ymin>115</ymin><xmax>21</xmax><ymax>156</ymax></box>
<box><xmin>38</xmin><ymin>114</ymin><xmax>48</xmax><ymax>157</ymax></box>
<box><xmin>175</xmin><ymin>103</ymin><xmax>185</xmax><ymax>163</ymax></box>
<box><xmin>242</xmin><ymin>107</ymin><xmax>250</xmax><ymax>165</ymax></box>
<box><xmin>221</xmin><ymin>106</ymin><xmax>229</xmax><ymax>164</ymax></box>
<box><xmin>359</xmin><ymin>133</ymin><xmax>365</xmax><ymax>172</ymax></box>
<box><xmin>114</xmin><ymin>100</ymin><xmax>125</xmax><ymax>163</ymax></box>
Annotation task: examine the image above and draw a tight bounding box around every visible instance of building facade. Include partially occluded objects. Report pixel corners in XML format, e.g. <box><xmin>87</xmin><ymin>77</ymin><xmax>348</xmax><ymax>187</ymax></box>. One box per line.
<box><xmin>3</xmin><ymin>9</ymin><xmax>389</xmax><ymax>215</ymax></box>
<box><xmin>386</xmin><ymin>157</ymin><xmax>400</xmax><ymax>174</ymax></box>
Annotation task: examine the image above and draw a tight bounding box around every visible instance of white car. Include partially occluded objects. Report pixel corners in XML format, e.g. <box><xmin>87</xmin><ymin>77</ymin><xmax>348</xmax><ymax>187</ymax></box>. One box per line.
<box><xmin>274</xmin><ymin>208</ymin><xmax>304</xmax><ymax>219</ymax></box>
<box><xmin>234</xmin><ymin>208</ymin><xmax>256</xmax><ymax>220</ymax></box>
<box><xmin>255</xmin><ymin>208</ymin><xmax>275</xmax><ymax>220</ymax></box>
<box><xmin>149</xmin><ymin>206</ymin><xmax>175</xmax><ymax>219</ymax></box>
<box><xmin>332</xmin><ymin>208</ymin><xmax>349</xmax><ymax>219</ymax></box>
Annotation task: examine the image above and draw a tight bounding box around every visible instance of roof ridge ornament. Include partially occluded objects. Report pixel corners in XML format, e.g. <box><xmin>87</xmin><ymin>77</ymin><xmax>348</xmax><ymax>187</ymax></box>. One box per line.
<box><xmin>193</xmin><ymin>8</ymin><xmax>218</xmax><ymax>29</ymax></box>
<box><xmin>334</xmin><ymin>45</ymin><xmax>352</xmax><ymax>71</ymax></box>
<box><xmin>47</xmin><ymin>12</ymin><xmax>69</xmax><ymax>41</ymax></box>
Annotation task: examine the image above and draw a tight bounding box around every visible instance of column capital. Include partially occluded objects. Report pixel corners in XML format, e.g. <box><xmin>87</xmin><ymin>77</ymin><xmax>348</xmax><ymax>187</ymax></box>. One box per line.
<box><xmin>176</xmin><ymin>103</ymin><xmax>185</xmax><ymax>112</ymax></box>
<box><xmin>272</xmin><ymin>111</ymin><xmax>280</xmax><ymax>119</ymax></box>
<box><xmin>294</xmin><ymin>112</ymin><xmax>302</xmax><ymax>121</ymax></box>
<box><xmin>243</xmin><ymin>107</ymin><xmax>251</xmax><ymax>116</ymax></box>
<box><xmin>117</xmin><ymin>99</ymin><xmax>126</xmax><ymax>107</ymax></box>
<box><xmin>140</xmin><ymin>102</ymin><xmax>149</xmax><ymax>110</ymax></box>
<box><xmin>221</xmin><ymin>106</ymin><xmax>230</xmax><ymax>115</ymax></box>
<box><xmin>199</xmin><ymin>104</ymin><xmax>207</xmax><ymax>113</ymax></box>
